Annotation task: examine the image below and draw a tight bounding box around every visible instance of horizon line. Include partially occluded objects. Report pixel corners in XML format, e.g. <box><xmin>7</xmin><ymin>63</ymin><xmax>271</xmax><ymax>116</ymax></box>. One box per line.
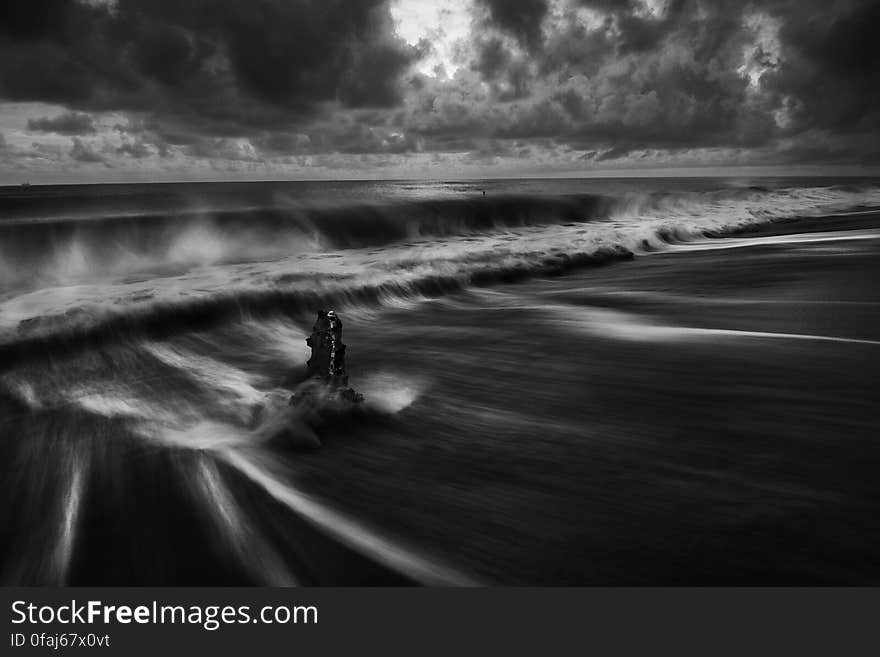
<box><xmin>2</xmin><ymin>167</ymin><xmax>879</xmax><ymax>188</ymax></box>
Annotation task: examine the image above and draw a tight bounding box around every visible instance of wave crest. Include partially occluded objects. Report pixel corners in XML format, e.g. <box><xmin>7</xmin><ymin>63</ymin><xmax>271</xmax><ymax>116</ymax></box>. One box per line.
<box><xmin>2</xmin><ymin>180</ymin><xmax>879</xmax><ymax>365</ymax></box>
<box><xmin>3</xmin><ymin>182</ymin><xmax>876</xmax><ymax>290</ymax></box>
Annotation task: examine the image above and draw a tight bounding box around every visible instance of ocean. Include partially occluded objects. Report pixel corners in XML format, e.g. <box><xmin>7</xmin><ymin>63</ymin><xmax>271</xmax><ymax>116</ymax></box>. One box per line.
<box><xmin>2</xmin><ymin>176</ymin><xmax>880</xmax><ymax>584</ymax></box>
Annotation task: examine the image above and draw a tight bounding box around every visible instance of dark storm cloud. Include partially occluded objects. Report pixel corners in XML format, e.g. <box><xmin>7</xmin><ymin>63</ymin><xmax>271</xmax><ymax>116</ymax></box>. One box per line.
<box><xmin>27</xmin><ymin>111</ymin><xmax>96</xmax><ymax>135</ymax></box>
<box><xmin>471</xmin><ymin>38</ymin><xmax>532</xmax><ymax>101</ymax></box>
<box><xmin>116</xmin><ymin>139</ymin><xmax>152</xmax><ymax>159</ymax></box>
<box><xmin>405</xmin><ymin>1</ymin><xmax>761</xmax><ymax>156</ymax></box>
<box><xmin>208</xmin><ymin>0</ymin><xmax>415</xmax><ymax>109</ymax></box>
<box><xmin>537</xmin><ymin>1</ymin><xmax>758</xmax><ymax>145</ymax></box>
<box><xmin>476</xmin><ymin>0</ymin><xmax>549</xmax><ymax>51</ymax></box>
<box><xmin>252</xmin><ymin>118</ymin><xmax>423</xmax><ymax>156</ymax></box>
<box><xmin>473</xmin><ymin>38</ymin><xmax>510</xmax><ymax>80</ymax></box>
<box><xmin>1</xmin><ymin>0</ymin><xmax>878</xmax><ymax>167</ymax></box>
<box><xmin>184</xmin><ymin>137</ymin><xmax>258</xmax><ymax>161</ymax></box>
<box><xmin>0</xmin><ymin>0</ymin><xmax>417</xmax><ymax>131</ymax></box>
<box><xmin>253</xmin><ymin>132</ymin><xmax>313</xmax><ymax>156</ymax></box>
<box><xmin>762</xmin><ymin>0</ymin><xmax>880</xmax><ymax>135</ymax></box>
<box><xmin>69</xmin><ymin>137</ymin><xmax>109</xmax><ymax>165</ymax></box>
<box><xmin>456</xmin><ymin>0</ymin><xmax>879</xmax><ymax>162</ymax></box>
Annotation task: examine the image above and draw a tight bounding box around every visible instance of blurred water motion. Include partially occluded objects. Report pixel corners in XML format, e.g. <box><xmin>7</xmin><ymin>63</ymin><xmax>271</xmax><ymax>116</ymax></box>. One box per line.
<box><xmin>1</xmin><ymin>178</ymin><xmax>880</xmax><ymax>584</ymax></box>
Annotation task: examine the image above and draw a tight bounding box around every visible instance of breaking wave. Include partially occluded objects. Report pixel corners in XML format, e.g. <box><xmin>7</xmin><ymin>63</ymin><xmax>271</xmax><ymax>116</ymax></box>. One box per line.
<box><xmin>2</xmin><ymin>179</ymin><xmax>879</xmax><ymax>365</ymax></box>
<box><xmin>0</xmin><ymin>246</ymin><xmax>633</xmax><ymax>370</ymax></box>
<box><xmin>0</xmin><ymin>194</ymin><xmax>612</xmax><ymax>289</ymax></box>
<box><xmin>1</xmin><ymin>181</ymin><xmax>876</xmax><ymax>289</ymax></box>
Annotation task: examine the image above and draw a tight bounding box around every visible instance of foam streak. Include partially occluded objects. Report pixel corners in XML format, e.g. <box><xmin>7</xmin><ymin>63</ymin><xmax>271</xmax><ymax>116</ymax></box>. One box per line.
<box><xmin>219</xmin><ymin>448</ymin><xmax>481</xmax><ymax>586</ymax></box>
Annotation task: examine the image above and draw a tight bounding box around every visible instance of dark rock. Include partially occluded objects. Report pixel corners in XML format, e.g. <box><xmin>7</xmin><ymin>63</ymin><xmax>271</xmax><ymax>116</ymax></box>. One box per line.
<box><xmin>292</xmin><ymin>309</ymin><xmax>363</xmax><ymax>407</ymax></box>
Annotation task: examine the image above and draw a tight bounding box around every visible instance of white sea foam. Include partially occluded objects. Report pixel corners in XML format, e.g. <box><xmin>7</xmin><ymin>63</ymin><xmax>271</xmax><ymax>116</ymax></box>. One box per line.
<box><xmin>545</xmin><ymin>304</ymin><xmax>880</xmax><ymax>346</ymax></box>
<box><xmin>219</xmin><ymin>448</ymin><xmax>481</xmax><ymax>586</ymax></box>
<box><xmin>3</xmin><ymin>182</ymin><xmax>878</xmax><ymax>342</ymax></box>
<box><xmin>144</xmin><ymin>342</ymin><xmax>266</xmax><ymax>418</ymax></box>
<box><xmin>194</xmin><ymin>457</ymin><xmax>299</xmax><ymax>586</ymax></box>
<box><xmin>49</xmin><ymin>453</ymin><xmax>87</xmax><ymax>585</ymax></box>
<box><xmin>668</xmin><ymin>229</ymin><xmax>880</xmax><ymax>253</ymax></box>
<box><xmin>361</xmin><ymin>372</ymin><xmax>427</xmax><ymax>413</ymax></box>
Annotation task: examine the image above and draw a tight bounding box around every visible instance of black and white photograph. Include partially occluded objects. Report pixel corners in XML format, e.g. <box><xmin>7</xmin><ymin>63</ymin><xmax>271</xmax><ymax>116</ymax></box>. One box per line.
<box><xmin>1</xmin><ymin>0</ymin><xmax>879</xmax><ymax>589</ymax></box>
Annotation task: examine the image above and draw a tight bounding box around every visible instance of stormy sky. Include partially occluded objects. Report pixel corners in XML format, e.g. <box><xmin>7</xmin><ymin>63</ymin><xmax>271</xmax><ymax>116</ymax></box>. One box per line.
<box><xmin>0</xmin><ymin>0</ymin><xmax>878</xmax><ymax>182</ymax></box>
